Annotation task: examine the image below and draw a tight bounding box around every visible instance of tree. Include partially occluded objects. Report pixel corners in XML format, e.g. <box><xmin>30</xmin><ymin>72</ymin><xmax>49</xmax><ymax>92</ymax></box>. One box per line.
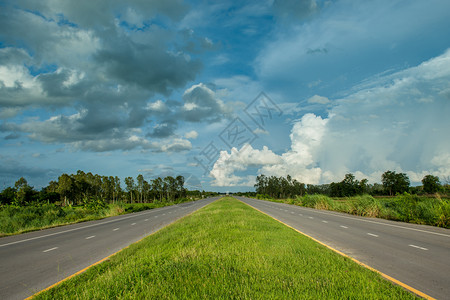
<box><xmin>422</xmin><ymin>175</ymin><xmax>441</xmax><ymax>194</ymax></box>
<box><xmin>0</xmin><ymin>187</ymin><xmax>16</xmax><ymax>205</ymax></box>
<box><xmin>57</xmin><ymin>174</ymin><xmax>73</xmax><ymax>206</ymax></box>
<box><xmin>142</xmin><ymin>180</ymin><xmax>151</xmax><ymax>202</ymax></box>
<box><xmin>114</xmin><ymin>176</ymin><xmax>122</xmax><ymax>203</ymax></box>
<box><xmin>381</xmin><ymin>171</ymin><xmax>410</xmax><ymax>196</ymax></box>
<box><xmin>124</xmin><ymin>177</ymin><xmax>135</xmax><ymax>203</ymax></box>
<box><xmin>176</xmin><ymin>175</ymin><xmax>185</xmax><ymax>199</ymax></box>
<box><xmin>137</xmin><ymin>174</ymin><xmax>144</xmax><ymax>203</ymax></box>
<box><xmin>151</xmin><ymin>177</ymin><xmax>163</xmax><ymax>202</ymax></box>
<box><xmin>14</xmin><ymin>177</ymin><xmax>34</xmax><ymax>205</ymax></box>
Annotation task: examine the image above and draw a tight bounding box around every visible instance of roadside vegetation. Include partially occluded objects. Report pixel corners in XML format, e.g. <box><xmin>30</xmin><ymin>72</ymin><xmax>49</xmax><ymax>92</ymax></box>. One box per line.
<box><xmin>34</xmin><ymin>198</ymin><xmax>417</xmax><ymax>299</ymax></box>
<box><xmin>0</xmin><ymin>171</ymin><xmax>218</xmax><ymax>236</ymax></box>
<box><xmin>0</xmin><ymin>201</ymin><xmax>191</xmax><ymax>236</ymax></box>
<box><xmin>257</xmin><ymin>193</ymin><xmax>450</xmax><ymax>228</ymax></box>
<box><xmin>236</xmin><ymin>171</ymin><xmax>449</xmax><ymax>228</ymax></box>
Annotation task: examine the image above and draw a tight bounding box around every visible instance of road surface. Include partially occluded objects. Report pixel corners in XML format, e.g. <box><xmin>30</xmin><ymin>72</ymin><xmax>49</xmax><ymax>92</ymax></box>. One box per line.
<box><xmin>0</xmin><ymin>197</ymin><xmax>218</xmax><ymax>300</ymax></box>
<box><xmin>238</xmin><ymin>197</ymin><xmax>450</xmax><ymax>300</ymax></box>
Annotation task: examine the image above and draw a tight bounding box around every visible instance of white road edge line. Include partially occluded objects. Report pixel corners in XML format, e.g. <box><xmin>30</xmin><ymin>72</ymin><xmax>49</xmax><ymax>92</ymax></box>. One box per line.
<box><xmin>409</xmin><ymin>244</ymin><xmax>428</xmax><ymax>251</ymax></box>
<box><xmin>43</xmin><ymin>247</ymin><xmax>58</xmax><ymax>253</ymax></box>
<box><xmin>322</xmin><ymin>221</ymin><xmax>328</xmax><ymax>223</ymax></box>
<box><xmin>340</xmin><ymin>225</ymin><xmax>348</xmax><ymax>229</ymax></box>
<box><xmin>367</xmin><ymin>233</ymin><xmax>379</xmax><ymax>237</ymax></box>
<box><xmin>85</xmin><ymin>236</ymin><xmax>95</xmax><ymax>239</ymax></box>
<box><xmin>0</xmin><ymin>204</ymin><xmax>184</xmax><ymax>248</ymax></box>
<box><xmin>113</xmin><ymin>228</ymin><xmax>119</xmax><ymax>231</ymax></box>
<box><xmin>131</xmin><ymin>223</ymin><xmax>136</xmax><ymax>226</ymax></box>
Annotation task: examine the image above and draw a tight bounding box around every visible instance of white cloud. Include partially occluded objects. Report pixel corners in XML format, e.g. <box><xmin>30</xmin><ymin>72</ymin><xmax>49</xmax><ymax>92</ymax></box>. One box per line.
<box><xmin>307</xmin><ymin>95</ymin><xmax>330</xmax><ymax>104</ymax></box>
<box><xmin>146</xmin><ymin>100</ymin><xmax>169</xmax><ymax>113</ymax></box>
<box><xmin>210</xmin><ymin>145</ymin><xmax>283</xmax><ymax>186</ymax></box>
<box><xmin>184</xmin><ymin>130</ymin><xmax>198</xmax><ymax>139</ymax></box>
<box><xmin>253</xmin><ymin>128</ymin><xmax>269</xmax><ymax>135</ymax></box>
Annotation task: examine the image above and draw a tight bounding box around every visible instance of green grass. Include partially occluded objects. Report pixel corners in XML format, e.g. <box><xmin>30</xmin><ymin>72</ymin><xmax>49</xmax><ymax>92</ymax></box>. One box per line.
<box><xmin>34</xmin><ymin>197</ymin><xmax>417</xmax><ymax>299</ymax></box>
<box><xmin>264</xmin><ymin>194</ymin><xmax>450</xmax><ymax>228</ymax></box>
<box><xmin>0</xmin><ymin>201</ymin><xmax>192</xmax><ymax>237</ymax></box>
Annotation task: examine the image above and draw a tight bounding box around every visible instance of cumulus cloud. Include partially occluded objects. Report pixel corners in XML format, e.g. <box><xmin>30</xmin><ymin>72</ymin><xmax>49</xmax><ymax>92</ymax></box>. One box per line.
<box><xmin>210</xmin><ymin>145</ymin><xmax>283</xmax><ymax>186</ymax></box>
<box><xmin>210</xmin><ymin>113</ymin><xmax>327</xmax><ymax>186</ymax></box>
<box><xmin>211</xmin><ymin>50</ymin><xmax>450</xmax><ymax>186</ymax></box>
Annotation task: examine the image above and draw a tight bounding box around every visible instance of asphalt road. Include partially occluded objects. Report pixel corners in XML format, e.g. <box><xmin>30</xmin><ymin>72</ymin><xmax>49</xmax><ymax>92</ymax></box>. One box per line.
<box><xmin>0</xmin><ymin>197</ymin><xmax>219</xmax><ymax>300</ymax></box>
<box><xmin>238</xmin><ymin>197</ymin><xmax>450</xmax><ymax>300</ymax></box>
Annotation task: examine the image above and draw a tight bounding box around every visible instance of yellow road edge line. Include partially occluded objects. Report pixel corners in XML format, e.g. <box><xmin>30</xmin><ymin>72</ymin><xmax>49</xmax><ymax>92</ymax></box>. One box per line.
<box><xmin>237</xmin><ymin>197</ymin><xmax>436</xmax><ymax>300</ymax></box>
<box><xmin>25</xmin><ymin>198</ymin><xmax>221</xmax><ymax>299</ymax></box>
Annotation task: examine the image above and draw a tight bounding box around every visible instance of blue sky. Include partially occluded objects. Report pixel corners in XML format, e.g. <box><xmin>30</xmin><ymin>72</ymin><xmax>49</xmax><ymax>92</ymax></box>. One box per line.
<box><xmin>1</xmin><ymin>0</ymin><xmax>449</xmax><ymax>192</ymax></box>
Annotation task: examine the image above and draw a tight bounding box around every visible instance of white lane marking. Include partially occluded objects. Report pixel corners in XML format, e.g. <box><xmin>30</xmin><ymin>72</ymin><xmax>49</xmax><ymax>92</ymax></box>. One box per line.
<box><xmin>43</xmin><ymin>247</ymin><xmax>58</xmax><ymax>253</ymax></box>
<box><xmin>85</xmin><ymin>235</ymin><xmax>95</xmax><ymax>239</ymax></box>
<box><xmin>290</xmin><ymin>211</ymin><xmax>295</xmax><ymax>214</ymax></box>
<box><xmin>409</xmin><ymin>244</ymin><xmax>428</xmax><ymax>251</ymax></box>
<box><xmin>162</xmin><ymin>214</ymin><xmax>166</xmax><ymax>216</ymax></box>
<box><xmin>144</xmin><ymin>219</ymin><xmax>149</xmax><ymax>221</ymax></box>
<box><xmin>367</xmin><ymin>233</ymin><xmax>379</xmax><ymax>237</ymax></box>
<box><xmin>308</xmin><ymin>217</ymin><xmax>314</xmax><ymax>219</ymax></box>
<box><xmin>340</xmin><ymin>225</ymin><xmax>348</xmax><ymax>229</ymax></box>
<box><xmin>131</xmin><ymin>223</ymin><xmax>136</xmax><ymax>226</ymax></box>
<box><xmin>322</xmin><ymin>221</ymin><xmax>328</xmax><ymax>223</ymax></box>
<box><xmin>113</xmin><ymin>228</ymin><xmax>119</xmax><ymax>231</ymax></box>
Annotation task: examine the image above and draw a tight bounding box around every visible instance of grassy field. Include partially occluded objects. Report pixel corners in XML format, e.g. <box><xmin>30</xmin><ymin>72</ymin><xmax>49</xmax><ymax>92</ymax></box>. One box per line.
<box><xmin>0</xmin><ymin>201</ymin><xmax>191</xmax><ymax>237</ymax></box>
<box><xmin>262</xmin><ymin>193</ymin><xmax>450</xmax><ymax>228</ymax></box>
<box><xmin>34</xmin><ymin>197</ymin><xmax>417</xmax><ymax>299</ymax></box>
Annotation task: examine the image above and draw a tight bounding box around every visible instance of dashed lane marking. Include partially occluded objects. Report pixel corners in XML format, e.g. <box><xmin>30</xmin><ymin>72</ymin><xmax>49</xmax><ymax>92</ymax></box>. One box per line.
<box><xmin>409</xmin><ymin>244</ymin><xmax>428</xmax><ymax>251</ymax></box>
<box><xmin>43</xmin><ymin>247</ymin><xmax>58</xmax><ymax>253</ymax></box>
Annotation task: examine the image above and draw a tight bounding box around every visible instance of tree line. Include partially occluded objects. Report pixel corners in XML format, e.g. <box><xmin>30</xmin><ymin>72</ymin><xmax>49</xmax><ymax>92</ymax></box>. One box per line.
<box><xmin>254</xmin><ymin>171</ymin><xmax>446</xmax><ymax>198</ymax></box>
<box><xmin>0</xmin><ymin>170</ymin><xmax>211</xmax><ymax>206</ymax></box>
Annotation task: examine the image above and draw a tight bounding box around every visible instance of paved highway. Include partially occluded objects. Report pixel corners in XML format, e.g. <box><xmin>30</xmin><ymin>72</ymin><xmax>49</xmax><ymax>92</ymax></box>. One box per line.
<box><xmin>0</xmin><ymin>197</ymin><xmax>219</xmax><ymax>300</ymax></box>
<box><xmin>238</xmin><ymin>197</ymin><xmax>450</xmax><ymax>300</ymax></box>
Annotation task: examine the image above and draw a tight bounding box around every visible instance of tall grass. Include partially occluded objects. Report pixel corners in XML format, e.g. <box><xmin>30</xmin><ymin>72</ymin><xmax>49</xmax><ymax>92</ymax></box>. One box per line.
<box><xmin>269</xmin><ymin>194</ymin><xmax>449</xmax><ymax>228</ymax></box>
<box><xmin>0</xmin><ymin>199</ymin><xmax>194</xmax><ymax>236</ymax></box>
<box><xmin>34</xmin><ymin>198</ymin><xmax>417</xmax><ymax>299</ymax></box>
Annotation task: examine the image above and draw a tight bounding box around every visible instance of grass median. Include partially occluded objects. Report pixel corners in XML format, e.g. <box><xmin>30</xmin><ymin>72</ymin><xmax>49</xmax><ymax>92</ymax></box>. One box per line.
<box><xmin>34</xmin><ymin>197</ymin><xmax>417</xmax><ymax>299</ymax></box>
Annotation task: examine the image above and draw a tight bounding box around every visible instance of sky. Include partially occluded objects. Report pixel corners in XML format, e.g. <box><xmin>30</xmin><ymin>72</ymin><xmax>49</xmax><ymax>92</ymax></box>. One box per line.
<box><xmin>0</xmin><ymin>0</ymin><xmax>449</xmax><ymax>192</ymax></box>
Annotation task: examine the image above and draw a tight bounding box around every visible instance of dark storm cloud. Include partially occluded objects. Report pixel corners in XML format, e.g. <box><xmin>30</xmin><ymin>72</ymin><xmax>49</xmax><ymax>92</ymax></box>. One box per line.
<box><xmin>94</xmin><ymin>35</ymin><xmax>202</xmax><ymax>95</ymax></box>
<box><xmin>180</xmin><ymin>83</ymin><xmax>232</xmax><ymax>123</ymax></box>
<box><xmin>0</xmin><ymin>0</ymin><xmax>210</xmax><ymax>151</ymax></box>
<box><xmin>147</xmin><ymin>121</ymin><xmax>178</xmax><ymax>139</ymax></box>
